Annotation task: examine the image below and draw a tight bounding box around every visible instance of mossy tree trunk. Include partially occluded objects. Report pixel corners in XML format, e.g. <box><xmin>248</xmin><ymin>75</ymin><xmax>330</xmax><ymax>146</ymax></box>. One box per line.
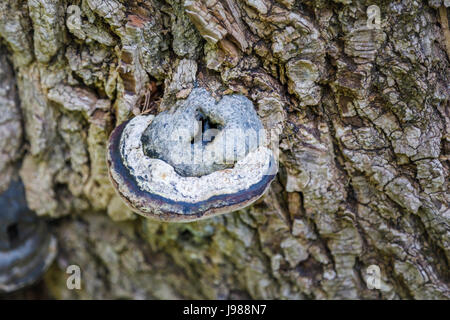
<box><xmin>0</xmin><ymin>0</ymin><xmax>449</xmax><ymax>299</ymax></box>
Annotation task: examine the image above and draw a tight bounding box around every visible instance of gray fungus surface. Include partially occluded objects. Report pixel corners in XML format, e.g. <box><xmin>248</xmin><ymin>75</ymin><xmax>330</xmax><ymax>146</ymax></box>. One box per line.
<box><xmin>141</xmin><ymin>88</ymin><xmax>264</xmax><ymax>177</ymax></box>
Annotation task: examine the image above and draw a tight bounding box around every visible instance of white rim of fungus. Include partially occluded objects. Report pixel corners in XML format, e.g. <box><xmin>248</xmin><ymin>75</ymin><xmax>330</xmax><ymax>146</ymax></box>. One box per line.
<box><xmin>120</xmin><ymin>115</ymin><xmax>273</xmax><ymax>203</ymax></box>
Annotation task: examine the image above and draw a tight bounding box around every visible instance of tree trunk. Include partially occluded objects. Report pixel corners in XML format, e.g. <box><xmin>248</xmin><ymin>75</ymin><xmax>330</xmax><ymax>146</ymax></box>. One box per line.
<box><xmin>0</xmin><ymin>0</ymin><xmax>449</xmax><ymax>299</ymax></box>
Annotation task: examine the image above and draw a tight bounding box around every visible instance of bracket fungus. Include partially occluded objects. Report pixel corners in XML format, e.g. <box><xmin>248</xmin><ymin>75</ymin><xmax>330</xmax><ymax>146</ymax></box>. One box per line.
<box><xmin>0</xmin><ymin>179</ymin><xmax>57</xmax><ymax>293</ymax></box>
<box><xmin>107</xmin><ymin>88</ymin><xmax>277</xmax><ymax>222</ymax></box>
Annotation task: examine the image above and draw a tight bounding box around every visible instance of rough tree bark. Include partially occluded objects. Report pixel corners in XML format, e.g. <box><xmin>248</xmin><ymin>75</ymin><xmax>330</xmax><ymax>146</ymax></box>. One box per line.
<box><xmin>0</xmin><ymin>0</ymin><xmax>449</xmax><ymax>299</ymax></box>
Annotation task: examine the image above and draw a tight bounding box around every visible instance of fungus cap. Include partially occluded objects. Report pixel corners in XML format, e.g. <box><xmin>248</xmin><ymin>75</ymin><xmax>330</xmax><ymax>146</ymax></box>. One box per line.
<box><xmin>107</xmin><ymin>89</ymin><xmax>277</xmax><ymax>222</ymax></box>
<box><xmin>0</xmin><ymin>179</ymin><xmax>57</xmax><ymax>293</ymax></box>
